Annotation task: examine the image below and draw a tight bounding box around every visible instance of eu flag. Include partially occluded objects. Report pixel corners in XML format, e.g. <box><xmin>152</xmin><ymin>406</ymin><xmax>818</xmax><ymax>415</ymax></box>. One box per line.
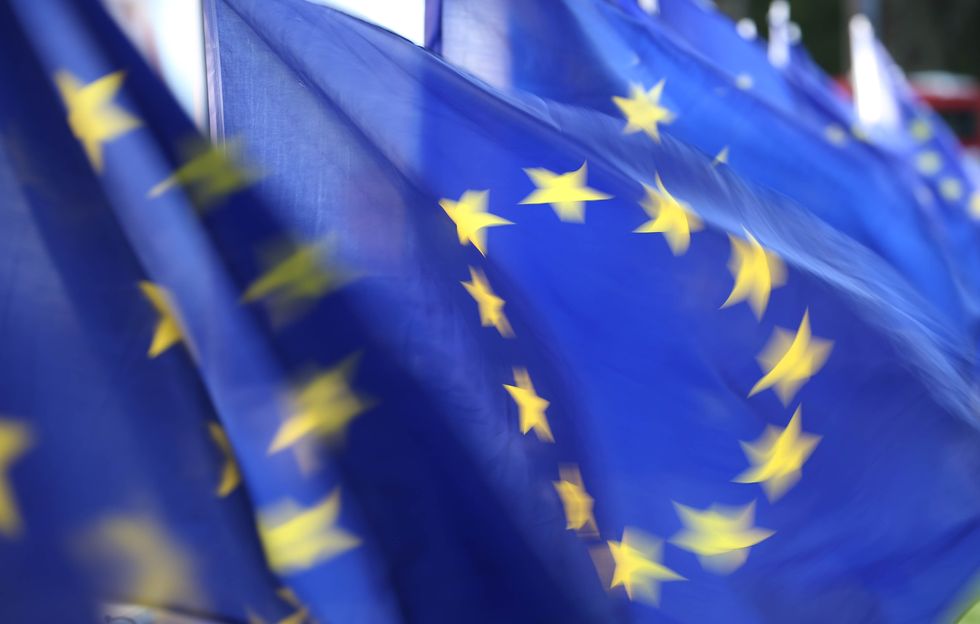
<box><xmin>434</xmin><ymin>0</ymin><xmax>977</xmax><ymax>336</ymax></box>
<box><xmin>2</xmin><ymin>0</ymin><xmax>980</xmax><ymax>622</ymax></box>
<box><xmin>209</xmin><ymin>0</ymin><xmax>980</xmax><ymax>621</ymax></box>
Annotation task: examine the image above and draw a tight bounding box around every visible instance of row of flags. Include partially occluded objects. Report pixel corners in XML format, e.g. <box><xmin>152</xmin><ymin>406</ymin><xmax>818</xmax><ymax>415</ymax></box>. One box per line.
<box><xmin>0</xmin><ymin>0</ymin><xmax>979</xmax><ymax>621</ymax></box>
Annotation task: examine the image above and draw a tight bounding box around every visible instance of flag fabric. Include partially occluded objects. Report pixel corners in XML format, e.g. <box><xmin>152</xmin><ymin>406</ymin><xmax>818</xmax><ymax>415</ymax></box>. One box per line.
<box><xmin>868</xmin><ymin>41</ymin><xmax>980</xmax><ymax>244</ymax></box>
<box><xmin>650</xmin><ymin>0</ymin><xmax>980</xmax><ymax>337</ymax></box>
<box><xmin>2</xmin><ymin>0</ymin><xmax>980</xmax><ymax>622</ymax></box>
<box><xmin>434</xmin><ymin>0</ymin><xmax>976</xmax><ymax>335</ymax></box>
<box><xmin>772</xmin><ymin>16</ymin><xmax>980</xmax><ymax>320</ymax></box>
<box><xmin>209</xmin><ymin>0</ymin><xmax>980</xmax><ymax>621</ymax></box>
<box><xmin>616</xmin><ymin>0</ymin><xmax>799</xmax><ymax>113</ymax></box>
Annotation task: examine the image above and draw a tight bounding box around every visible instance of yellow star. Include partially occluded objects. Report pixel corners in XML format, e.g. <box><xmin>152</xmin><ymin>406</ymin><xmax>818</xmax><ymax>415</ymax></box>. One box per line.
<box><xmin>439</xmin><ymin>190</ymin><xmax>512</xmax><ymax>256</ymax></box>
<box><xmin>608</xmin><ymin>528</ymin><xmax>685</xmax><ymax>603</ymax></box>
<box><xmin>461</xmin><ymin>266</ymin><xmax>513</xmax><ymax>337</ymax></box>
<box><xmin>504</xmin><ymin>367</ymin><xmax>553</xmax><ymax>442</ymax></box>
<box><xmin>938</xmin><ymin>176</ymin><xmax>964</xmax><ymax>202</ymax></box>
<box><xmin>734</xmin><ymin>406</ymin><xmax>821</xmax><ymax>500</ymax></box>
<box><xmin>246</xmin><ymin>588</ymin><xmax>309</xmax><ymax>624</ymax></box>
<box><xmin>54</xmin><ymin>70</ymin><xmax>140</xmax><ymax>172</ymax></box>
<box><xmin>970</xmin><ymin>191</ymin><xmax>980</xmax><ymax>220</ymax></box>
<box><xmin>909</xmin><ymin>117</ymin><xmax>932</xmax><ymax>142</ymax></box>
<box><xmin>671</xmin><ymin>501</ymin><xmax>774</xmax><ymax>573</ymax></box>
<box><xmin>634</xmin><ymin>174</ymin><xmax>703</xmax><ymax>255</ymax></box>
<box><xmin>83</xmin><ymin>515</ymin><xmax>200</xmax><ymax>604</ymax></box>
<box><xmin>269</xmin><ymin>356</ymin><xmax>369</xmax><ymax>454</ymax></box>
<box><xmin>207</xmin><ymin>422</ymin><xmax>241</xmax><ymax>497</ymax></box>
<box><xmin>851</xmin><ymin>123</ymin><xmax>870</xmax><ymax>142</ymax></box>
<box><xmin>749</xmin><ymin>309</ymin><xmax>833</xmax><ymax>404</ymax></box>
<box><xmin>713</xmin><ymin>146</ymin><xmax>729</xmax><ymax>166</ymax></box>
<box><xmin>139</xmin><ymin>281</ymin><xmax>184</xmax><ymax>358</ymax></box>
<box><xmin>0</xmin><ymin>419</ymin><xmax>30</xmax><ymax>537</ymax></box>
<box><xmin>612</xmin><ymin>80</ymin><xmax>675</xmax><ymax>142</ymax></box>
<box><xmin>721</xmin><ymin>229</ymin><xmax>786</xmax><ymax>319</ymax></box>
<box><xmin>519</xmin><ymin>162</ymin><xmax>612</xmax><ymax>222</ymax></box>
<box><xmin>916</xmin><ymin>150</ymin><xmax>942</xmax><ymax>176</ymax></box>
<box><xmin>274</xmin><ymin>588</ymin><xmax>309</xmax><ymax>624</ymax></box>
<box><xmin>243</xmin><ymin>241</ymin><xmax>347</xmax><ymax>324</ymax></box>
<box><xmin>553</xmin><ymin>465</ymin><xmax>597</xmax><ymax>534</ymax></box>
<box><xmin>149</xmin><ymin>139</ymin><xmax>254</xmax><ymax>209</ymax></box>
<box><xmin>823</xmin><ymin>124</ymin><xmax>847</xmax><ymax>146</ymax></box>
<box><xmin>258</xmin><ymin>489</ymin><xmax>360</xmax><ymax>573</ymax></box>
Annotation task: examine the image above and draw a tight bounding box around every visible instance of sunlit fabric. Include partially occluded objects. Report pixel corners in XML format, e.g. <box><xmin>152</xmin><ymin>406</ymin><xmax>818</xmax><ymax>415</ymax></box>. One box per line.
<box><xmin>1</xmin><ymin>0</ymin><xmax>980</xmax><ymax>622</ymax></box>
<box><xmin>435</xmin><ymin>0</ymin><xmax>977</xmax><ymax>336</ymax></box>
<box><xmin>211</xmin><ymin>0</ymin><xmax>980</xmax><ymax>621</ymax></box>
<box><xmin>779</xmin><ymin>14</ymin><xmax>980</xmax><ymax>330</ymax></box>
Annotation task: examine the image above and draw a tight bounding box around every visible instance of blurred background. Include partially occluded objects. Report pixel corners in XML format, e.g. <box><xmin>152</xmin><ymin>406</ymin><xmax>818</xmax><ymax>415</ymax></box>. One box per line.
<box><xmin>717</xmin><ymin>0</ymin><xmax>980</xmax><ymax>149</ymax></box>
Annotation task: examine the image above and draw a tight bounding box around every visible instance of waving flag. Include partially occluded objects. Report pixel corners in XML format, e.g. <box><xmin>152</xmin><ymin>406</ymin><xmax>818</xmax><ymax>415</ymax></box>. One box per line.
<box><xmin>435</xmin><ymin>0</ymin><xmax>976</xmax><ymax>334</ymax></box>
<box><xmin>207</xmin><ymin>0</ymin><xmax>980</xmax><ymax>621</ymax></box>
<box><xmin>652</xmin><ymin>0</ymin><xmax>980</xmax><ymax>327</ymax></box>
<box><xmin>2</xmin><ymin>0</ymin><xmax>980</xmax><ymax>621</ymax></box>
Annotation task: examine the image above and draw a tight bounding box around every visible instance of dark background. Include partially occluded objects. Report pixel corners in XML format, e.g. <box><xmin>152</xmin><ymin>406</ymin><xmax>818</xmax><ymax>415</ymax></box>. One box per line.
<box><xmin>717</xmin><ymin>0</ymin><xmax>980</xmax><ymax>79</ymax></box>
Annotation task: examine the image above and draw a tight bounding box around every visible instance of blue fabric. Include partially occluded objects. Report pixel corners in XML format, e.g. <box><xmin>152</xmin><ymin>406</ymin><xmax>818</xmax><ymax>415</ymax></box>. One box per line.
<box><xmin>776</xmin><ymin>31</ymin><xmax>980</xmax><ymax>325</ymax></box>
<box><xmin>619</xmin><ymin>0</ymin><xmax>798</xmax><ymax>112</ymax></box>
<box><xmin>435</xmin><ymin>0</ymin><xmax>975</xmax><ymax>336</ymax></box>
<box><xmin>211</xmin><ymin>0</ymin><xmax>980</xmax><ymax>621</ymax></box>
<box><xmin>0</xmin><ymin>1</ymin><xmax>298</xmax><ymax>621</ymax></box>
<box><xmin>2</xmin><ymin>0</ymin><xmax>980</xmax><ymax>621</ymax></box>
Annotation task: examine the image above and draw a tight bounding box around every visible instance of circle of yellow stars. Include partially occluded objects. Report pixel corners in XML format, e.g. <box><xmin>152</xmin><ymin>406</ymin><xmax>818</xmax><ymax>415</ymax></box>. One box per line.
<box><xmin>438</xmin><ymin>77</ymin><xmax>836</xmax><ymax>612</ymax></box>
<box><xmin>45</xmin><ymin>67</ymin><xmax>846</xmax><ymax>619</ymax></box>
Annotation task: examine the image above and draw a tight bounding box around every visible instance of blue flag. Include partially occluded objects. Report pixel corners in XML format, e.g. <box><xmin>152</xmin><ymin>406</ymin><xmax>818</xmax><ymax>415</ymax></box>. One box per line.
<box><xmin>208</xmin><ymin>0</ymin><xmax>980</xmax><ymax>621</ymax></box>
<box><xmin>3</xmin><ymin>0</ymin><xmax>980</xmax><ymax>621</ymax></box>
<box><xmin>772</xmin><ymin>16</ymin><xmax>980</xmax><ymax>324</ymax></box>
<box><xmin>434</xmin><ymin>0</ymin><xmax>977</xmax><ymax>335</ymax></box>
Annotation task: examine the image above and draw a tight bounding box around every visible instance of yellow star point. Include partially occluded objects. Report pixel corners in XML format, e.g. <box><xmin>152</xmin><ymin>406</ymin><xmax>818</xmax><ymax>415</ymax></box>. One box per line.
<box><xmin>721</xmin><ymin>230</ymin><xmax>786</xmax><ymax>319</ymax></box>
<box><xmin>671</xmin><ymin>501</ymin><xmax>774</xmax><ymax>573</ymax></box>
<box><xmin>970</xmin><ymin>191</ymin><xmax>980</xmax><ymax>220</ymax></box>
<box><xmin>938</xmin><ymin>176</ymin><xmax>964</xmax><ymax>202</ymax></box>
<box><xmin>634</xmin><ymin>174</ymin><xmax>703</xmax><ymax>255</ymax></box>
<box><xmin>916</xmin><ymin>150</ymin><xmax>942</xmax><ymax>176</ymax></box>
<box><xmin>713</xmin><ymin>146</ymin><xmax>730</xmax><ymax>166</ymax></box>
<box><xmin>608</xmin><ymin>528</ymin><xmax>684</xmax><ymax>603</ymax></box>
<box><xmin>0</xmin><ymin>419</ymin><xmax>31</xmax><ymax>537</ymax></box>
<box><xmin>439</xmin><ymin>190</ymin><xmax>512</xmax><ymax>256</ymax></box>
<box><xmin>823</xmin><ymin>124</ymin><xmax>847</xmax><ymax>146</ymax></box>
<box><xmin>553</xmin><ymin>465</ymin><xmax>597</xmax><ymax>534</ymax></box>
<box><xmin>909</xmin><ymin>117</ymin><xmax>933</xmax><ymax>142</ymax></box>
<box><xmin>519</xmin><ymin>162</ymin><xmax>612</xmax><ymax>222</ymax></box>
<box><xmin>208</xmin><ymin>422</ymin><xmax>241</xmax><ymax>498</ymax></box>
<box><xmin>612</xmin><ymin>80</ymin><xmax>675</xmax><ymax>142</ymax></box>
<box><xmin>149</xmin><ymin>139</ymin><xmax>254</xmax><ymax>208</ymax></box>
<box><xmin>139</xmin><ymin>281</ymin><xmax>184</xmax><ymax>358</ymax></box>
<box><xmin>274</xmin><ymin>588</ymin><xmax>310</xmax><ymax>624</ymax></box>
<box><xmin>734</xmin><ymin>406</ymin><xmax>821</xmax><ymax>500</ymax></box>
<box><xmin>504</xmin><ymin>367</ymin><xmax>553</xmax><ymax>442</ymax></box>
<box><xmin>243</xmin><ymin>241</ymin><xmax>347</xmax><ymax>324</ymax></box>
<box><xmin>749</xmin><ymin>309</ymin><xmax>833</xmax><ymax>404</ymax></box>
<box><xmin>461</xmin><ymin>266</ymin><xmax>513</xmax><ymax>337</ymax></box>
<box><xmin>85</xmin><ymin>516</ymin><xmax>200</xmax><ymax>604</ymax></box>
<box><xmin>269</xmin><ymin>357</ymin><xmax>369</xmax><ymax>454</ymax></box>
<box><xmin>54</xmin><ymin>70</ymin><xmax>141</xmax><ymax>172</ymax></box>
<box><xmin>258</xmin><ymin>489</ymin><xmax>360</xmax><ymax>573</ymax></box>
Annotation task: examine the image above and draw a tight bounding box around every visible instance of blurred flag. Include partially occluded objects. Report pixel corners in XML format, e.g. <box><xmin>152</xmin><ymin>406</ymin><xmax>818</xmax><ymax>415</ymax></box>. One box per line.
<box><xmin>433</xmin><ymin>0</ymin><xmax>976</xmax><ymax>335</ymax></box>
<box><xmin>3</xmin><ymin>0</ymin><xmax>980</xmax><ymax>621</ymax></box>
<box><xmin>758</xmin><ymin>9</ymin><xmax>980</xmax><ymax>339</ymax></box>
<box><xmin>854</xmin><ymin>18</ymin><xmax>980</xmax><ymax>224</ymax></box>
<box><xmin>206</xmin><ymin>0</ymin><xmax>980</xmax><ymax>621</ymax></box>
<box><xmin>656</xmin><ymin>1</ymin><xmax>980</xmax><ymax>337</ymax></box>
<box><xmin>618</xmin><ymin>0</ymin><xmax>798</xmax><ymax>113</ymax></box>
